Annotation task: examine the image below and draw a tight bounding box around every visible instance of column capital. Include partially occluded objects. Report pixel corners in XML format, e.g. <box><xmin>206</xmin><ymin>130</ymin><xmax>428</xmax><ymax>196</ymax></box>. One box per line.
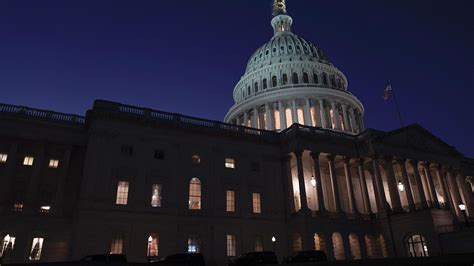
<box><xmin>310</xmin><ymin>151</ymin><xmax>320</xmax><ymax>159</ymax></box>
<box><xmin>408</xmin><ymin>159</ymin><xmax>419</xmax><ymax>167</ymax></box>
<box><xmin>325</xmin><ymin>154</ymin><xmax>336</xmax><ymax>161</ymax></box>
<box><xmin>293</xmin><ymin>150</ymin><xmax>304</xmax><ymax>157</ymax></box>
<box><xmin>343</xmin><ymin>156</ymin><xmax>351</xmax><ymax>164</ymax></box>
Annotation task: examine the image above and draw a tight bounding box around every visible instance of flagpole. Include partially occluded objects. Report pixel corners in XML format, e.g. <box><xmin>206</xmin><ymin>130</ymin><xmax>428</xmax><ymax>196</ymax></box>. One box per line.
<box><xmin>388</xmin><ymin>81</ymin><xmax>404</xmax><ymax>128</ymax></box>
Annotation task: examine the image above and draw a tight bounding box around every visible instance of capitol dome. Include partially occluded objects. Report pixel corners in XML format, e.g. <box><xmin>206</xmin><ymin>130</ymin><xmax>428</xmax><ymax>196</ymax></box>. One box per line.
<box><xmin>225</xmin><ymin>0</ymin><xmax>365</xmax><ymax>134</ymax></box>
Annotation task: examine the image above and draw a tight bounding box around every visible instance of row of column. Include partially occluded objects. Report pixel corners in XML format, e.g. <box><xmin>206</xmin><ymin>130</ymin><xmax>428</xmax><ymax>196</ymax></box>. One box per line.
<box><xmin>286</xmin><ymin>151</ymin><xmax>474</xmax><ymax>219</ymax></box>
<box><xmin>233</xmin><ymin>98</ymin><xmax>363</xmax><ymax>134</ymax></box>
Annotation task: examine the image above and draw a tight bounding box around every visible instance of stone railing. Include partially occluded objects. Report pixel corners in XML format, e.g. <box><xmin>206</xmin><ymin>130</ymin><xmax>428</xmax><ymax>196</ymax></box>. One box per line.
<box><xmin>93</xmin><ymin>100</ymin><xmax>280</xmax><ymax>140</ymax></box>
<box><xmin>0</xmin><ymin>103</ymin><xmax>85</xmax><ymax>125</ymax></box>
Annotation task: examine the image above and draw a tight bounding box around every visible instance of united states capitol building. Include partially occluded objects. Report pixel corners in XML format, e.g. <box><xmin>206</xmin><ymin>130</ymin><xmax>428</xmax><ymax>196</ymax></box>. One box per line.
<box><xmin>1</xmin><ymin>1</ymin><xmax>473</xmax><ymax>265</ymax></box>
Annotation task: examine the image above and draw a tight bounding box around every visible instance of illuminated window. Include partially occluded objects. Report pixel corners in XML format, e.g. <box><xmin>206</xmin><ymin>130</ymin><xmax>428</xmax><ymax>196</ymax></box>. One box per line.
<box><xmin>39</xmin><ymin>206</ymin><xmax>51</xmax><ymax>213</ymax></box>
<box><xmin>192</xmin><ymin>155</ymin><xmax>201</xmax><ymax>165</ymax></box>
<box><xmin>310</xmin><ymin>107</ymin><xmax>317</xmax><ymax>127</ymax></box>
<box><xmin>0</xmin><ymin>153</ymin><xmax>7</xmax><ymax>163</ymax></box>
<box><xmin>147</xmin><ymin>234</ymin><xmax>159</xmax><ymax>257</ymax></box>
<box><xmin>274</xmin><ymin>110</ymin><xmax>281</xmax><ymax>130</ymax></box>
<box><xmin>226</xmin><ymin>190</ymin><xmax>235</xmax><ymax>212</ymax></box>
<box><xmin>116</xmin><ymin>181</ymin><xmax>129</xmax><ymax>205</ymax></box>
<box><xmin>252</xmin><ymin>193</ymin><xmax>261</xmax><ymax>214</ymax></box>
<box><xmin>110</xmin><ymin>235</ymin><xmax>123</xmax><ymax>254</ymax></box>
<box><xmin>303</xmin><ymin>73</ymin><xmax>309</xmax><ymax>83</ymax></box>
<box><xmin>29</xmin><ymin>237</ymin><xmax>44</xmax><ymax>261</ymax></box>
<box><xmin>13</xmin><ymin>203</ymin><xmax>23</xmax><ymax>212</ymax></box>
<box><xmin>282</xmin><ymin>74</ymin><xmax>288</xmax><ymax>85</ymax></box>
<box><xmin>225</xmin><ymin>158</ymin><xmax>235</xmax><ymax>169</ymax></box>
<box><xmin>1</xmin><ymin>234</ymin><xmax>16</xmax><ymax>257</ymax></box>
<box><xmin>297</xmin><ymin>108</ymin><xmax>304</xmax><ymax>124</ymax></box>
<box><xmin>48</xmin><ymin>159</ymin><xmax>59</xmax><ymax>169</ymax></box>
<box><xmin>151</xmin><ymin>184</ymin><xmax>162</xmax><ymax>208</ymax></box>
<box><xmin>189</xmin><ymin>178</ymin><xmax>201</xmax><ymax>210</ymax></box>
<box><xmin>226</xmin><ymin>235</ymin><xmax>236</xmax><ymax>257</ymax></box>
<box><xmin>285</xmin><ymin>108</ymin><xmax>293</xmax><ymax>126</ymax></box>
<box><xmin>188</xmin><ymin>235</ymin><xmax>201</xmax><ymax>253</ymax></box>
<box><xmin>255</xmin><ymin>235</ymin><xmax>264</xmax><ymax>252</ymax></box>
<box><xmin>339</xmin><ymin>113</ymin><xmax>345</xmax><ymax>130</ymax></box>
<box><xmin>292</xmin><ymin>234</ymin><xmax>303</xmax><ymax>252</ymax></box>
<box><xmin>330</xmin><ymin>110</ymin><xmax>335</xmax><ymax>129</ymax></box>
<box><xmin>23</xmin><ymin>156</ymin><xmax>34</xmax><ymax>166</ymax></box>
<box><xmin>407</xmin><ymin>234</ymin><xmax>428</xmax><ymax>257</ymax></box>
<box><xmin>292</xmin><ymin>73</ymin><xmax>299</xmax><ymax>84</ymax></box>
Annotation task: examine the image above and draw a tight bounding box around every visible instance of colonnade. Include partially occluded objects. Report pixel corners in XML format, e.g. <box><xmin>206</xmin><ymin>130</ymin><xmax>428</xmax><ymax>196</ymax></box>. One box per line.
<box><xmin>285</xmin><ymin>151</ymin><xmax>474</xmax><ymax>220</ymax></box>
<box><xmin>231</xmin><ymin>98</ymin><xmax>363</xmax><ymax>134</ymax></box>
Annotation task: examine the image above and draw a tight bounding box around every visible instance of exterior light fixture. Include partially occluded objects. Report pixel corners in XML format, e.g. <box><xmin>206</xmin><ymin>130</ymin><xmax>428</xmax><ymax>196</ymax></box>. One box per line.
<box><xmin>310</xmin><ymin>176</ymin><xmax>316</xmax><ymax>188</ymax></box>
<box><xmin>271</xmin><ymin>236</ymin><xmax>276</xmax><ymax>243</ymax></box>
<box><xmin>397</xmin><ymin>181</ymin><xmax>405</xmax><ymax>192</ymax></box>
<box><xmin>458</xmin><ymin>202</ymin><xmax>469</xmax><ymax>227</ymax></box>
<box><xmin>271</xmin><ymin>236</ymin><xmax>276</xmax><ymax>253</ymax></box>
<box><xmin>147</xmin><ymin>235</ymin><xmax>153</xmax><ymax>262</ymax></box>
<box><xmin>459</xmin><ymin>202</ymin><xmax>466</xmax><ymax>211</ymax></box>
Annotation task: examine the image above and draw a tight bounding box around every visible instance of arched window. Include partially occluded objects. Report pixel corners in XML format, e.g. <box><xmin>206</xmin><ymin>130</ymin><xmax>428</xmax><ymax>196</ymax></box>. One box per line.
<box><xmin>407</xmin><ymin>234</ymin><xmax>428</xmax><ymax>257</ymax></box>
<box><xmin>349</xmin><ymin>234</ymin><xmax>362</xmax><ymax>259</ymax></box>
<box><xmin>314</xmin><ymin>233</ymin><xmax>326</xmax><ymax>253</ymax></box>
<box><xmin>337</xmin><ymin>79</ymin><xmax>343</xmax><ymax>89</ymax></box>
<box><xmin>292</xmin><ymin>234</ymin><xmax>303</xmax><ymax>252</ymax></box>
<box><xmin>292</xmin><ymin>73</ymin><xmax>299</xmax><ymax>84</ymax></box>
<box><xmin>330</xmin><ymin>75</ymin><xmax>337</xmax><ymax>87</ymax></box>
<box><xmin>272</xmin><ymin>76</ymin><xmax>278</xmax><ymax>87</ymax></box>
<box><xmin>189</xmin><ymin>178</ymin><xmax>201</xmax><ymax>210</ymax></box>
<box><xmin>364</xmin><ymin>235</ymin><xmax>376</xmax><ymax>258</ymax></box>
<box><xmin>303</xmin><ymin>73</ymin><xmax>309</xmax><ymax>83</ymax></box>
<box><xmin>263</xmin><ymin>79</ymin><xmax>268</xmax><ymax>89</ymax></box>
<box><xmin>1</xmin><ymin>234</ymin><xmax>16</xmax><ymax>257</ymax></box>
<box><xmin>313</xmin><ymin>73</ymin><xmax>319</xmax><ymax>84</ymax></box>
<box><xmin>332</xmin><ymin>232</ymin><xmax>345</xmax><ymax>260</ymax></box>
<box><xmin>247</xmin><ymin>86</ymin><xmax>251</xmax><ymax>95</ymax></box>
<box><xmin>254</xmin><ymin>82</ymin><xmax>259</xmax><ymax>93</ymax></box>
<box><xmin>282</xmin><ymin>74</ymin><xmax>288</xmax><ymax>85</ymax></box>
<box><xmin>322</xmin><ymin>73</ymin><xmax>328</xmax><ymax>85</ymax></box>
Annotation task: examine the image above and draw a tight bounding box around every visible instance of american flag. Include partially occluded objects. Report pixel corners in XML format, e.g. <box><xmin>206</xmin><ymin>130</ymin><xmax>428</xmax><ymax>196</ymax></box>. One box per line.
<box><xmin>383</xmin><ymin>82</ymin><xmax>392</xmax><ymax>101</ymax></box>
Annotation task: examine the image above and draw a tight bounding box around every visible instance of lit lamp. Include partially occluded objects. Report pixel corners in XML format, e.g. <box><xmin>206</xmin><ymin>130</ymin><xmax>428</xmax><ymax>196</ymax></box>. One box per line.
<box><xmin>271</xmin><ymin>236</ymin><xmax>276</xmax><ymax>253</ymax></box>
<box><xmin>310</xmin><ymin>176</ymin><xmax>316</xmax><ymax>188</ymax></box>
<box><xmin>458</xmin><ymin>202</ymin><xmax>469</xmax><ymax>227</ymax></box>
<box><xmin>147</xmin><ymin>236</ymin><xmax>153</xmax><ymax>263</ymax></box>
<box><xmin>397</xmin><ymin>181</ymin><xmax>405</xmax><ymax>192</ymax></box>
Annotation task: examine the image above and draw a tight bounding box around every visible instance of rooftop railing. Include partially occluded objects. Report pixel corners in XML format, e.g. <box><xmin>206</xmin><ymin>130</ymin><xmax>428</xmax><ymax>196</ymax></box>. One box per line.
<box><xmin>0</xmin><ymin>103</ymin><xmax>85</xmax><ymax>125</ymax></box>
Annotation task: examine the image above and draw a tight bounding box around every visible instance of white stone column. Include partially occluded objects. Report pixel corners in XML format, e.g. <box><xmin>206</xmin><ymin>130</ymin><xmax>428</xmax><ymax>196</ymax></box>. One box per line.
<box><xmin>409</xmin><ymin>160</ymin><xmax>428</xmax><ymax>209</ymax></box>
<box><xmin>291</xmin><ymin>99</ymin><xmax>298</xmax><ymax>125</ymax></box>
<box><xmin>422</xmin><ymin>162</ymin><xmax>440</xmax><ymax>208</ymax></box>
<box><xmin>341</xmin><ymin>104</ymin><xmax>350</xmax><ymax>132</ymax></box>
<box><xmin>295</xmin><ymin>150</ymin><xmax>309</xmax><ymax>211</ymax></box>
<box><xmin>311</xmin><ymin>152</ymin><xmax>326</xmax><ymax>212</ymax></box>
<box><xmin>343</xmin><ymin>157</ymin><xmax>358</xmax><ymax>214</ymax></box>
<box><xmin>331</xmin><ymin>101</ymin><xmax>341</xmax><ymax>130</ymax></box>
<box><xmin>446</xmin><ymin>170</ymin><xmax>462</xmax><ymax>217</ymax></box>
<box><xmin>349</xmin><ymin>108</ymin><xmax>357</xmax><ymax>133</ymax></box>
<box><xmin>265</xmin><ymin>103</ymin><xmax>274</xmax><ymax>130</ymax></box>
<box><xmin>372</xmin><ymin>158</ymin><xmax>388</xmax><ymax>212</ymax></box>
<box><xmin>319</xmin><ymin>99</ymin><xmax>328</xmax><ymax>129</ymax></box>
<box><xmin>357</xmin><ymin>159</ymin><xmax>372</xmax><ymax>214</ymax></box>
<box><xmin>303</xmin><ymin>98</ymin><xmax>311</xmax><ymax>126</ymax></box>
<box><xmin>456</xmin><ymin>172</ymin><xmax>474</xmax><ymax>217</ymax></box>
<box><xmin>398</xmin><ymin>159</ymin><xmax>415</xmax><ymax>211</ymax></box>
<box><xmin>327</xmin><ymin>154</ymin><xmax>342</xmax><ymax>213</ymax></box>
<box><xmin>252</xmin><ymin>107</ymin><xmax>259</xmax><ymax>128</ymax></box>
<box><xmin>384</xmin><ymin>158</ymin><xmax>402</xmax><ymax>212</ymax></box>
<box><xmin>434</xmin><ymin>163</ymin><xmax>451</xmax><ymax>210</ymax></box>
<box><xmin>279</xmin><ymin>101</ymin><xmax>287</xmax><ymax>130</ymax></box>
<box><xmin>243</xmin><ymin>111</ymin><xmax>249</xmax><ymax>127</ymax></box>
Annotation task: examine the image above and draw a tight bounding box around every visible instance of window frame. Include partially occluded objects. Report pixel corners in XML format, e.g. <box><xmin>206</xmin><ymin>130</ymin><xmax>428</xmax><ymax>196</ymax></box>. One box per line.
<box><xmin>23</xmin><ymin>156</ymin><xmax>34</xmax><ymax>166</ymax></box>
<box><xmin>226</xmin><ymin>190</ymin><xmax>235</xmax><ymax>212</ymax></box>
<box><xmin>225</xmin><ymin>158</ymin><xmax>236</xmax><ymax>169</ymax></box>
<box><xmin>28</xmin><ymin>237</ymin><xmax>44</xmax><ymax>261</ymax></box>
<box><xmin>115</xmin><ymin>181</ymin><xmax>130</xmax><ymax>206</ymax></box>
<box><xmin>189</xmin><ymin>178</ymin><xmax>202</xmax><ymax>210</ymax></box>
<box><xmin>252</xmin><ymin>192</ymin><xmax>262</xmax><ymax>214</ymax></box>
<box><xmin>48</xmin><ymin>159</ymin><xmax>59</xmax><ymax>169</ymax></box>
<box><xmin>0</xmin><ymin>153</ymin><xmax>8</xmax><ymax>163</ymax></box>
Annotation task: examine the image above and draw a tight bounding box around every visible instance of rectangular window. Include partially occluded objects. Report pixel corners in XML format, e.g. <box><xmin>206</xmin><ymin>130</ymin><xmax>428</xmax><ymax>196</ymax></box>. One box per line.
<box><xmin>252</xmin><ymin>193</ymin><xmax>261</xmax><ymax>214</ymax></box>
<box><xmin>255</xmin><ymin>235</ymin><xmax>264</xmax><ymax>252</ymax></box>
<box><xmin>116</xmin><ymin>181</ymin><xmax>129</xmax><ymax>205</ymax></box>
<box><xmin>110</xmin><ymin>235</ymin><xmax>123</xmax><ymax>254</ymax></box>
<box><xmin>226</xmin><ymin>234</ymin><xmax>236</xmax><ymax>257</ymax></box>
<box><xmin>226</xmin><ymin>190</ymin><xmax>235</xmax><ymax>212</ymax></box>
<box><xmin>292</xmin><ymin>234</ymin><xmax>303</xmax><ymax>252</ymax></box>
<box><xmin>13</xmin><ymin>203</ymin><xmax>24</xmax><ymax>212</ymax></box>
<box><xmin>297</xmin><ymin>108</ymin><xmax>304</xmax><ymax>124</ymax></box>
<box><xmin>121</xmin><ymin>145</ymin><xmax>133</xmax><ymax>156</ymax></box>
<box><xmin>310</xmin><ymin>107</ymin><xmax>317</xmax><ymax>127</ymax></box>
<box><xmin>154</xmin><ymin>150</ymin><xmax>165</xmax><ymax>160</ymax></box>
<box><xmin>0</xmin><ymin>153</ymin><xmax>7</xmax><ymax>163</ymax></box>
<box><xmin>251</xmin><ymin>162</ymin><xmax>260</xmax><ymax>172</ymax></box>
<box><xmin>274</xmin><ymin>110</ymin><xmax>281</xmax><ymax>130</ymax></box>
<box><xmin>188</xmin><ymin>235</ymin><xmax>201</xmax><ymax>253</ymax></box>
<box><xmin>225</xmin><ymin>158</ymin><xmax>235</xmax><ymax>169</ymax></box>
<box><xmin>23</xmin><ymin>156</ymin><xmax>34</xmax><ymax>166</ymax></box>
<box><xmin>147</xmin><ymin>234</ymin><xmax>159</xmax><ymax>257</ymax></box>
<box><xmin>39</xmin><ymin>206</ymin><xmax>51</xmax><ymax>213</ymax></box>
<box><xmin>29</xmin><ymin>237</ymin><xmax>44</xmax><ymax>261</ymax></box>
<box><xmin>151</xmin><ymin>184</ymin><xmax>162</xmax><ymax>207</ymax></box>
<box><xmin>48</xmin><ymin>159</ymin><xmax>59</xmax><ymax>168</ymax></box>
<box><xmin>0</xmin><ymin>235</ymin><xmax>16</xmax><ymax>257</ymax></box>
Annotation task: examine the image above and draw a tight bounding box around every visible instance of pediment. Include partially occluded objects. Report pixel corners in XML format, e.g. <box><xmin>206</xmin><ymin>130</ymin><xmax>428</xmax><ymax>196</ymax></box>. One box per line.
<box><xmin>377</xmin><ymin>124</ymin><xmax>461</xmax><ymax>157</ymax></box>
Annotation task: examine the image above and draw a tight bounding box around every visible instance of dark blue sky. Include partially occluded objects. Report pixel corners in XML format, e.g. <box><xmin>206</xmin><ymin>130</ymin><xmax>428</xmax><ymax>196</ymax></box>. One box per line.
<box><xmin>1</xmin><ymin>0</ymin><xmax>473</xmax><ymax>157</ymax></box>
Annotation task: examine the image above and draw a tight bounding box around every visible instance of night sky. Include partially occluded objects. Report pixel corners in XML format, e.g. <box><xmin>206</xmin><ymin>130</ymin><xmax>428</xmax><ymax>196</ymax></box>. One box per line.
<box><xmin>0</xmin><ymin>1</ymin><xmax>473</xmax><ymax>157</ymax></box>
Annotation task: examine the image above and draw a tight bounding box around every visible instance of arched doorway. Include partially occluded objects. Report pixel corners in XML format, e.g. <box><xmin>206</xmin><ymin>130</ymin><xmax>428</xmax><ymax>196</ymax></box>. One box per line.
<box><xmin>349</xmin><ymin>234</ymin><xmax>361</xmax><ymax>259</ymax></box>
<box><xmin>407</xmin><ymin>234</ymin><xmax>428</xmax><ymax>257</ymax></box>
<box><xmin>332</xmin><ymin>232</ymin><xmax>345</xmax><ymax>260</ymax></box>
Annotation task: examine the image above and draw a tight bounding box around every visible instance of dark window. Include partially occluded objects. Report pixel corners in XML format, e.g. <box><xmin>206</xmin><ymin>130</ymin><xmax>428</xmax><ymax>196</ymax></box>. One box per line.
<box><xmin>292</xmin><ymin>73</ymin><xmax>299</xmax><ymax>84</ymax></box>
<box><xmin>282</xmin><ymin>74</ymin><xmax>288</xmax><ymax>85</ymax></box>
<box><xmin>313</xmin><ymin>73</ymin><xmax>319</xmax><ymax>84</ymax></box>
<box><xmin>303</xmin><ymin>73</ymin><xmax>309</xmax><ymax>83</ymax></box>
<box><xmin>337</xmin><ymin>79</ymin><xmax>343</xmax><ymax>89</ymax></box>
<box><xmin>247</xmin><ymin>86</ymin><xmax>251</xmax><ymax>95</ymax></box>
<box><xmin>254</xmin><ymin>82</ymin><xmax>258</xmax><ymax>93</ymax></box>
<box><xmin>263</xmin><ymin>79</ymin><xmax>268</xmax><ymax>89</ymax></box>
<box><xmin>154</xmin><ymin>150</ymin><xmax>165</xmax><ymax>160</ymax></box>
<box><xmin>322</xmin><ymin>73</ymin><xmax>328</xmax><ymax>85</ymax></box>
<box><xmin>121</xmin><ymin>145</ymin><xmax>133</xmax><ymax>156</ymax></box>
<box><xmin>251</xmin><ymin>162</ymin><xmax>260</xmax><ymax>172</ymax></box>
<box><xmin>272</xmin><ymin>76</ymin><xmax>278</xmax><ymax>87</ymax></box>
<box><xmin>330</xmin><ymin>75</ymin><xmax>336</xmax><ymax>87</ymax></box>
